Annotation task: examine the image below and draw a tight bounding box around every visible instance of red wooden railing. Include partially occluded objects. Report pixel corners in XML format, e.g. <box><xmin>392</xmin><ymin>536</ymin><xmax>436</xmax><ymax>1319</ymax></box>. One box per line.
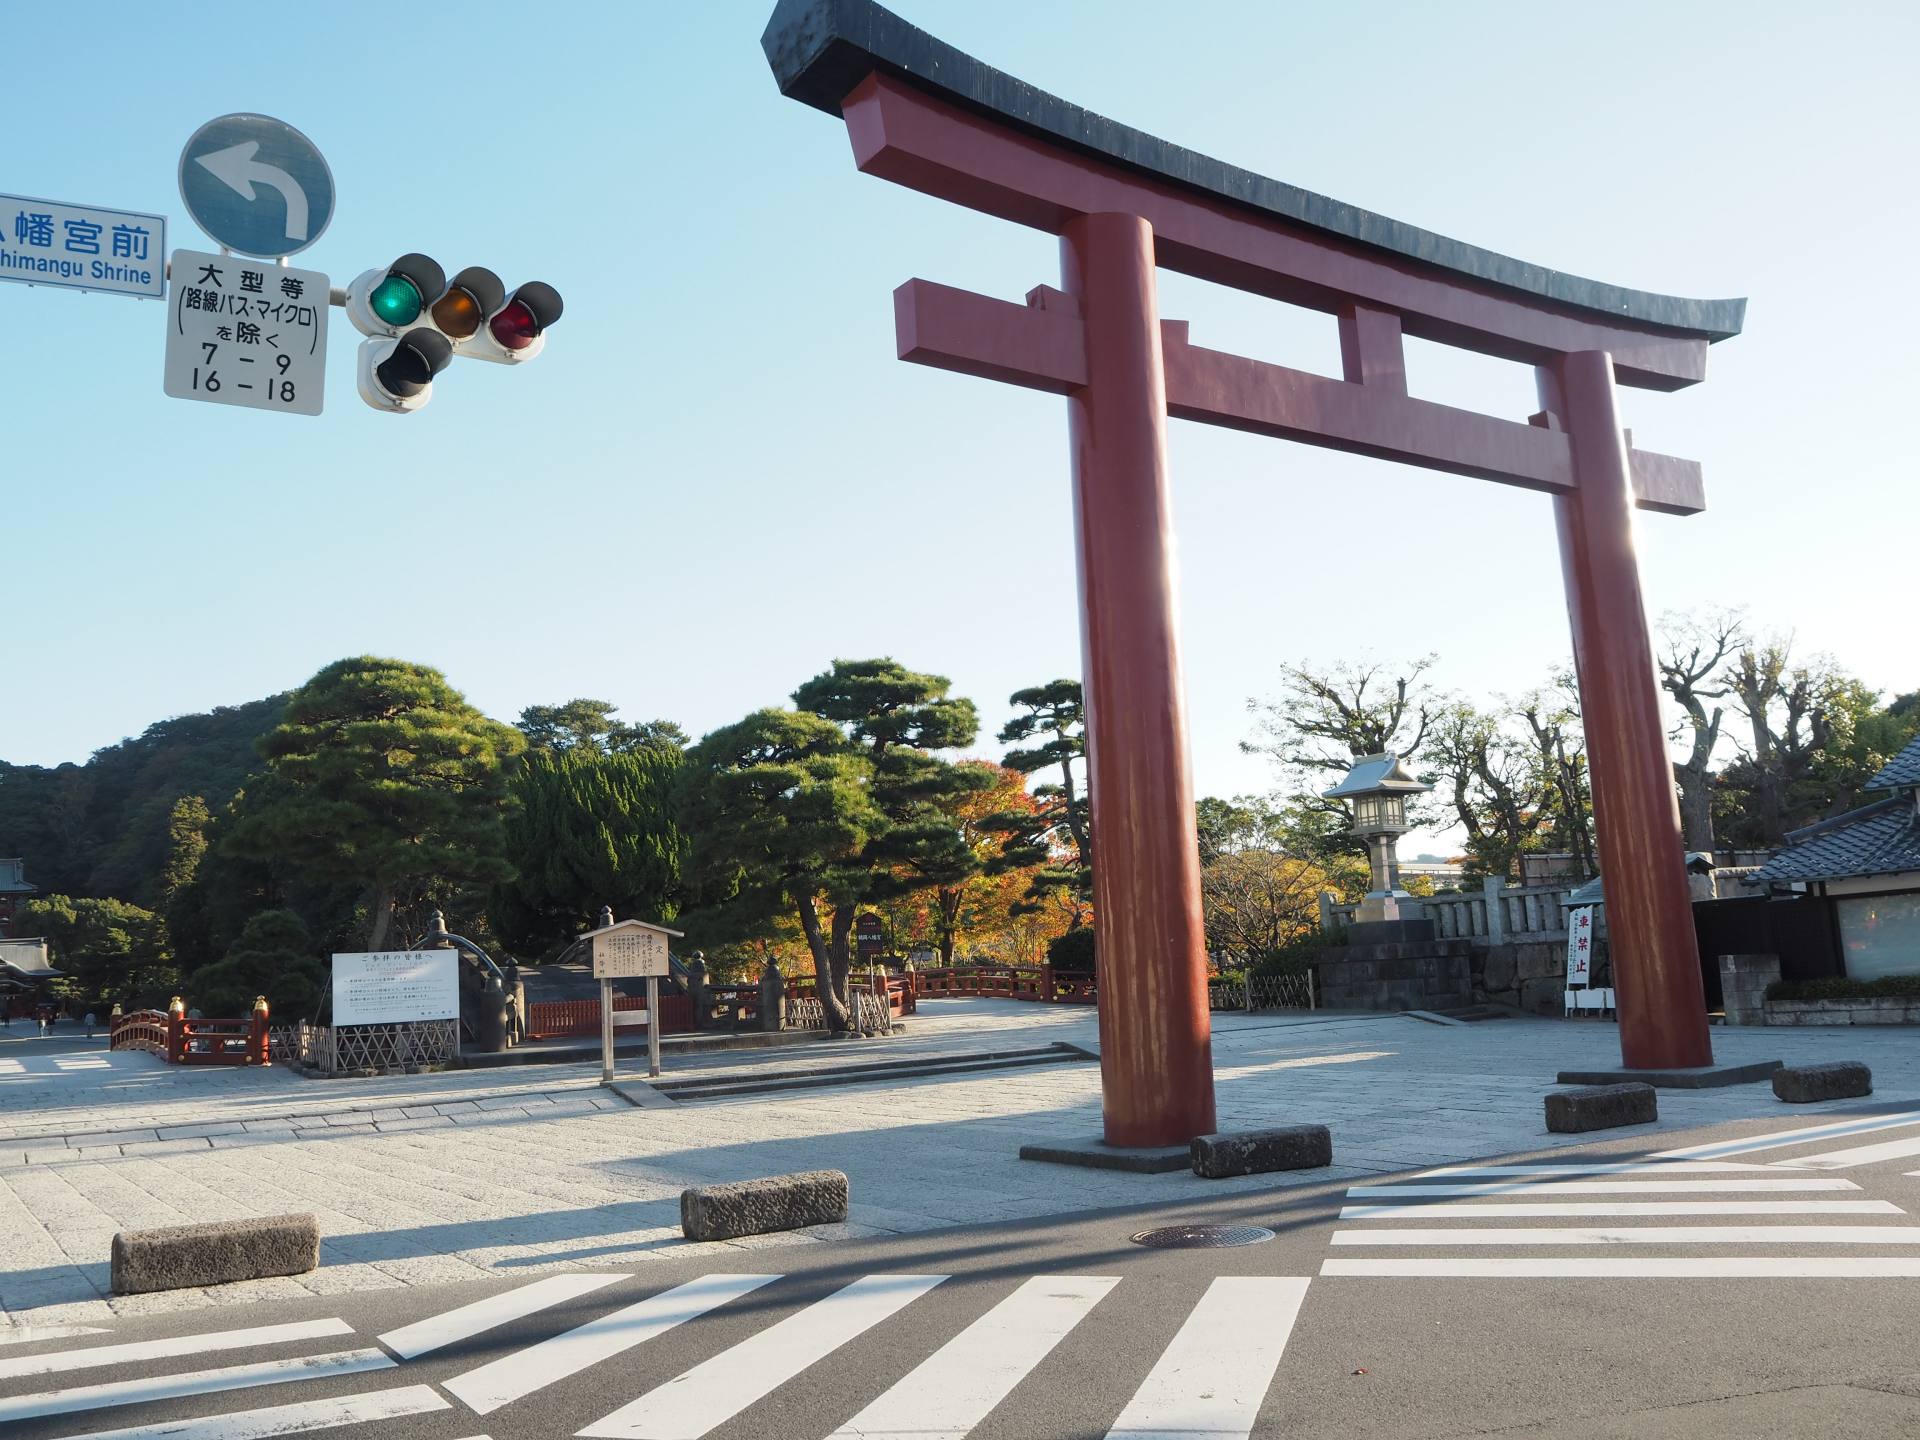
<box><xmin>907</xmin><ymin>966</ymin><xmax>1097</xmax><ymax>1004</ymax></box>
<box><xmin>525</xmin><ymin>992</ymin><xmax>695</xmax><ymax>1041</ymax></box>
<box><xmin>108</xmin><ymin>1009</ymin><xmax>171</xmax><ymax>1056</ymax></box>
<box><xmin>110</xmin><ymin>1006</ymin><xmax>270</xmax><ymax>1065</ymax></box>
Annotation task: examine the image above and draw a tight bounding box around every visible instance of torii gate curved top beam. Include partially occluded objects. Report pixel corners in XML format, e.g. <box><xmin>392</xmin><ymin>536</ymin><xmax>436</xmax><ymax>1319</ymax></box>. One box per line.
<box><xmin>763</xmin><ymin>0</ymin><xmax>1744</xmax><ymax>384</ymax></box>
<box><xmin>764</xmin><ymin>0</ymin><xmax>1744</xmax><ymax>1145</ymax></box>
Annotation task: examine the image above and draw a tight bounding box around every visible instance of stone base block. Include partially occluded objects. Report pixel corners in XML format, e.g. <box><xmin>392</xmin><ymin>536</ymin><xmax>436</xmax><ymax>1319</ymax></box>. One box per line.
<box><xmin>111</xmin><ymin>1213</ymin><xmax>320</xmax><ymax>1296</ymax></box>
<box><xmin>1546</xmin><ymin>1082</ymin><xmax>1657</xmax><ymax>1133</ymax></box>
<box><xmin>1191</xmin><ymin>1124</ymin><xmax>1332</xmax><ymax>1179</ymax></box>
<box><xmin>1556</xmin><ymin>1060</ymin><xmax>1782</xmax><ymax>1090</ymax></box>
<box><xmin>1018</xmin><ymin>1136</ymin><xmax>1191</xmax><ymax>1174</ymax></box>
<box><xmin>680</xmin><ymin>1170</ymin><xmax>849</xmax><ymax>1241</ymax></box>
<box><xmin>1773</xmin><ymin>1061</ymin><xmax>1872</xmax><ymax>1103</ymax></box>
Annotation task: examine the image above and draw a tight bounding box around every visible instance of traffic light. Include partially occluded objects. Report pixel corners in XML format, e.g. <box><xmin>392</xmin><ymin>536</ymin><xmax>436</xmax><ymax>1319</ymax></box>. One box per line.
<box><xmin>356</xmin><ymin>328</ymin><xmax>452</xmax><ymax>414</ymax></box>
<box><xmin>344</xmin><ymin>252</ymin><xmax>564</xmax><ymax>411</ymax></box>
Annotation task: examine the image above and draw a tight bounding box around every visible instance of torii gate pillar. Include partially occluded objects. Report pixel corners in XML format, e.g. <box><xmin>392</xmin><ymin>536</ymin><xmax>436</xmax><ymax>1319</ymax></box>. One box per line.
<box><xmin>1064</xmin><ymin>213</ymin><xmax>1216</xmax><ymax>1145</ymax></box>
<box><xmin>1542</xmin><ymin>353</ymin><xmax>1714</xmax><ymax>1068</ymax></box>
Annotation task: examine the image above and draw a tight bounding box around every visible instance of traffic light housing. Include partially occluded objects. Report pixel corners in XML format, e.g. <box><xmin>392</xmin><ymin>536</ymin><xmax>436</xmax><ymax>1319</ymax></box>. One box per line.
<box><xmin>345</xmin><ymin>252</ymin><xmax>564</xmax><ymax>412</ymax></box>
<box><xmin>357</xmin><ymin>328</ymin><xmax>453</xmax><ymax>413</ymax></box>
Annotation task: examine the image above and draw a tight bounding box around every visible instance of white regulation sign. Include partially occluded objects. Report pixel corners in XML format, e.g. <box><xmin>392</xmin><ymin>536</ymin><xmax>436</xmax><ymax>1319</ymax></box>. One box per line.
<box><xmin>163</xmin><ymin>247</ymin><xmax>326</xmax><ymax>415</ymax></box>
<box><xmin>332</xmin><ymin>950</ymin><xmax>459</xmax><ymax>1027</ymax></box>
<box><xmin>1565</xmin><ymin>905</ymin><xmax>1596</xmax><ymax>987</ymax></box>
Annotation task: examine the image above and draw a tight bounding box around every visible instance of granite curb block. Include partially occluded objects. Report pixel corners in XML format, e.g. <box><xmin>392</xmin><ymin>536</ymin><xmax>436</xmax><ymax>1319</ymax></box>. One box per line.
<box><xmin>110</xmin><ymin>1213</ymin><xmax>321</xmax><ymax>1296</ymax></box>
<box><xmin>1546</xmin><ymin>1082</ymin><xmax>1657</xmax><ymax>1133</ymax></box>
<box><xmin>1191</xmin><ymin>1124</ymin><xmax>1333</xmax><ymax>1179</ymax></box>
<box><xmin>1773</xmin><ymin>1061</ymin><xmax>1873</xmax><ymax>1103</ymax></box>
<box><xmin>681</xmin><ymin>1170</ymin><xmax>850</xmax><ymax>1241</ymax></box>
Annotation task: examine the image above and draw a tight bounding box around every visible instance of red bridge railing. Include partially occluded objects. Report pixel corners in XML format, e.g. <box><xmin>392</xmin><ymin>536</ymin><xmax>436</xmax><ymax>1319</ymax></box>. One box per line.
<box><xmin>109</xmin><ymin>1005</ymin><xmax>270</xmax><ymax>1065</ymax></box>
<box><xmin>525</xmin><ymin>993</ymin><xmax>694</xmax><ymax>1041</ymax></box>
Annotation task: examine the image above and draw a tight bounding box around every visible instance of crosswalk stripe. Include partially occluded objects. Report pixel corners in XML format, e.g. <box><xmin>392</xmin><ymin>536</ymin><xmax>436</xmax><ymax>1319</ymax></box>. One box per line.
<box><xmin>1105</xmin><ymin>1276</ymin><xmax>1309</xmax><ymax>1439</ymax></box>
<box><xmin>1653</xmin><ymin>1108</ymin><xmax>1920</xmax><ymax>1160</ymax></box>
<box><xmin>56</xmin><ymin>1384</ymin><xmax>451</xmax><ymax>1439</ymax></box>
<box><xmin>378</xmin><ymin>1273</ymin><xmax>626</xmax><ymax>1360</ymax></box>
<box><xmin>1323</xmin><ymin>1257</ymin><xmax>1920</xmax><ymax>1278</ymax></box>
<box><xmin>0</xmin><ymin>1348</ymin><xmax>395</xmax><ymax>1426</ymax></box>
<box><xmin>1340</xmin><ymin>1201</ymin><xmax>1902</xmax><ymax>1219</ymax></box>
<box><xmin>445</xmin><ymin>1272</ymin><xmax>779</xmax><ymax>1416</ymax></box>
<box><xmin>1331</xmin><ymin>1226</ymin><xmax>1920</xmax><ymax>1246</ymax></box>
<box><xmin>1410</xmin><ymin>1161</ymin><xmax>1794</xmax><ymax>1178</ymax></box>
<box><xmin>579</xmin><ymin>1273</ymin><xmax>948</xmax><ymax>1439</ymax></box>
<box><xmin>1347</xmin><ymin>1179</ymin><xmax>1858</xmax><ymax>1197</ymax></box>
<box><xmin>0</xmin><ymin>1325</ymin><xmax>111</xmax><ymax>1347</ymax></box>
<box><xmin>0</xmin><ymin>1318</ymin><xmax>353</xmax><ymax>1382</ymax></box>
<box><xmin>825</xmin><ymin>1275</ymin><xmax>1119</xmax><ymax>1440</ymax></box>
<box><xmin>1784</xmin><ymin>1134</ymin><xmax>1920</xmax><ymax>1170</ymax></box>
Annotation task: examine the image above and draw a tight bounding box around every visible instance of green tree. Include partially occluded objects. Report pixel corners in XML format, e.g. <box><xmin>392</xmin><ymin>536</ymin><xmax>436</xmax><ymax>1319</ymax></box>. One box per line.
<box><xmin>12</xmin><ymin>895</ymin><xmax>174</xmax><ymax>1011</ymax></box>
<box><xmin>988</xmin><ymin>680</ymin><xmax>1092</xmax><ymax>922</ymax></box>
<box><xmin>186</xmin><ymin>909</ymin><xmax>324</xmax><ymax>1020</ymax></box>
<box><xmin>233</xmin><ymin>658</ymin><xmax>524</xmax><ymax>950</ymax></box>
<box><xmin>681</xmin><ymin>659</ymin><xmax>986</xmax><ymax>1031</ymax></box>
<box><xmin>517</xmin><ymin>699</ymin><xmax>688</xmax><ymax>756</ymax></box>
<box><xmin>679</xmin><ymin>707</ymin><xmax>882</xmax><ymax>1029</ymax></box>
<box><xmin>490</xmin><ymin>746</ymin><xmax>687</xmax><ymax>957</ymax></box>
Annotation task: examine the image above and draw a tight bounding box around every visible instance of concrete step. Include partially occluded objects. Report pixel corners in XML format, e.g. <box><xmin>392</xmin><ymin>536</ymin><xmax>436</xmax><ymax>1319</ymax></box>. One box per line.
<box><xmin>652</xmin><ymin>1043</ymin><xmax>1093</xmax><ymax>1102</ymax></box>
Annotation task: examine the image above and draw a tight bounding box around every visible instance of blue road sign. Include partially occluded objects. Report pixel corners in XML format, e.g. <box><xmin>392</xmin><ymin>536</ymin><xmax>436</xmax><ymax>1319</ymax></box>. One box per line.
<box><xmin>178</xmin><ymin>114</ymin><xmax>335</xmax><ymax>260</ymax></box>
<box><xmin>0</xmin><ymin>194</ymin><xmax>165</xmax><ymax>298</ymax></box>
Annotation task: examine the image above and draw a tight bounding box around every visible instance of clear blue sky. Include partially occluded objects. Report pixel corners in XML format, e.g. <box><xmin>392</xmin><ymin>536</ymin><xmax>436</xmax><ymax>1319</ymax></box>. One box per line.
<box><xmin>4</xmin><ymin>0</ymin><xmax>1912</xmax><ymax>853</ymax></box>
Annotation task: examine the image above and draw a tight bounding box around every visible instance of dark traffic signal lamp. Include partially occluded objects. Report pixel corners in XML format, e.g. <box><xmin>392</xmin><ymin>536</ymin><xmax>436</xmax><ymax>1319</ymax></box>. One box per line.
<box><xmin>356</xmin><ymin>328</ymin><xmax>453</xmax><ymax>413</ymax></box>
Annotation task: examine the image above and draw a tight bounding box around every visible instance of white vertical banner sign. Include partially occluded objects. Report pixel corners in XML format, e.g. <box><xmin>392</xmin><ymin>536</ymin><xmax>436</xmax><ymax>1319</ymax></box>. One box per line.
<box><xmin>1565</xmin><ymin>906</ymin><xmax>1596</xmax><ymax>987</ymax></box>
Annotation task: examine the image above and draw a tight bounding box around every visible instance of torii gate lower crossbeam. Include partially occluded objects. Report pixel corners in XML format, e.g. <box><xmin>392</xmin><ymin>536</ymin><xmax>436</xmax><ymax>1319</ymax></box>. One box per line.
<box><xmin>764</xmin><ymin>0</ymin><xmax>1743</xmax><ymax>1145</ymax></box>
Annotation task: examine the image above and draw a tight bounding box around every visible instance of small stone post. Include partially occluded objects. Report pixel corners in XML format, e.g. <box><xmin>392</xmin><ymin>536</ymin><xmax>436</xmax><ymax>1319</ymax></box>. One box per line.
<box><xmin>1482</xmin><ymin>875</ymin><xmax>1507</xmax><ymax>946</ymax></box>
<box><xmin>758</xmin><ymin>958</ymin><xmax>786</xmax><ymax>1032</ymax></box>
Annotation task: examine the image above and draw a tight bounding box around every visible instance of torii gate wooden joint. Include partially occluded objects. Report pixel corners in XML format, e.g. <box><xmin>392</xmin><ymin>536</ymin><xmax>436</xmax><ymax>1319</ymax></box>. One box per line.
<box><xmin>764</xmin><ymin>0</ymin><xmax>1747</xmax><ymax>1147</ymax></box>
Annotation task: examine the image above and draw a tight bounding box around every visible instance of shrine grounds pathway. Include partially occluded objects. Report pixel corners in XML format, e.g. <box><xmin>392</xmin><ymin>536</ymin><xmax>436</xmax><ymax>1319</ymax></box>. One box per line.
<box><xmin>4</xmin><ymin>1000</ymin><xmax>1917</xmax><ymax>1329</ymax></box>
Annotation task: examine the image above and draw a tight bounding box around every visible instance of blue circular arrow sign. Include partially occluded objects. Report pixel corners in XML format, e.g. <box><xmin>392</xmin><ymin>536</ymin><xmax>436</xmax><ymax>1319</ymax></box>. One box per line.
<box><xmin>178</xmin><ymin>113</ymin><xmax>335</xmax><ymax>259</ymax></box>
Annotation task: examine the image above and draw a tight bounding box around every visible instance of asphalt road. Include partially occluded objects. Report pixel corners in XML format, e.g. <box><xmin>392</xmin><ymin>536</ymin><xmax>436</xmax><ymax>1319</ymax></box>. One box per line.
<box><xmin>11</xmin><ymin>1100</ymin><xmax>1920</xmax><ymax>1439</ymax></box>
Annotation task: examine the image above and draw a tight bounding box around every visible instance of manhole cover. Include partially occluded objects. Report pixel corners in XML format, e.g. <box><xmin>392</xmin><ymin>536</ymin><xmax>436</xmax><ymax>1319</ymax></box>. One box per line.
<box><xmin>1130</xmin><ymin>1223</ymin><xmax>1274</xmax><ymax>1249</ymax></box>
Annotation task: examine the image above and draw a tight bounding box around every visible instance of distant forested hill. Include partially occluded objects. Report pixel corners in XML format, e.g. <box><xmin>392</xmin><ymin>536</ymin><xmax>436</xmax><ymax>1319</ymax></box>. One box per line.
<box><xmin>0</xmin><ymin>695</ymin><xmax>287</xmax><ymax>905</ymax></box>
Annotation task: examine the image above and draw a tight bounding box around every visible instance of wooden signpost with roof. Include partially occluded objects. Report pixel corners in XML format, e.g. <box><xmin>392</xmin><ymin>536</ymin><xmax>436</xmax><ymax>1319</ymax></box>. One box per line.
<box><xmin>762</xmin><ymin>0</ymin><xmax>1748</xmax><ymax>1145</ymax></box>
<box><xmin>580</xmin><ymin>916</ymin><xmax>682</xmax><ymax>1083</ymax></box>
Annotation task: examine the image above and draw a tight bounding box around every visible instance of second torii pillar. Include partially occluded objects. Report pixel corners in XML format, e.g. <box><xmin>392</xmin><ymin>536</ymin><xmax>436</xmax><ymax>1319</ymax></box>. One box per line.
<box><xmin>1065</xmin><ymin>212</ymin><xmax>1217</xmax><ymax>1147</ymax></box>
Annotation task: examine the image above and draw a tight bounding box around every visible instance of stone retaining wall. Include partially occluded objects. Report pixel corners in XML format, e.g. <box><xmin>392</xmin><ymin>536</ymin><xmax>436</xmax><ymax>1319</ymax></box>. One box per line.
<box><xmin>1314</xmin><ymin>941</ymin><xmax>1472</xmax><ymax>1012</ymax></box>
<box><xmin>1470</xmin><ymin>941</ymin><xmax>1567</xmax><ymax>1015</ymax></box>
<box><xmin>1764</xmin><ymin>996</ymin><xmax>1920</xmax><ymax>1026</ymax></box>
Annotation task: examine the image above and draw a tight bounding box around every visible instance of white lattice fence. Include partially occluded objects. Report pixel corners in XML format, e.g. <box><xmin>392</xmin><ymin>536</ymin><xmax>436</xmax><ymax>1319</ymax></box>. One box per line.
<box><xmin>783</xmin><ymin>992</ymin><xmax>890</xmax><ymax>1034</ymax></box>
<box><xmin>1209</xmin><ymin>972</ymin><xmax>1316</xmax><ymax>1012</ymax></box>
<box><xmin>302</xmin><ymin>1021</ymin><xmax>459</xmax><ymax>1075</ymax></box>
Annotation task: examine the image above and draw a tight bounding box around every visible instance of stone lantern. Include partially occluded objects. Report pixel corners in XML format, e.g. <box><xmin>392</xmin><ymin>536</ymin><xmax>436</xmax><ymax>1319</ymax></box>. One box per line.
<box><xmin>1324</xmin><ymin>753</ymin><xmax>1432</xmax><ymax>929</ymax></box>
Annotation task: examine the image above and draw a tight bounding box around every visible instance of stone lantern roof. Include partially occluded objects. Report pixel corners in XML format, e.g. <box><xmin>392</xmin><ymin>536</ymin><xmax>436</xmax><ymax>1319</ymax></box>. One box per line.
<box><xmin>1322</xmin><ymin>753</ymin><xmax>1431</xmax><ymax>801</ymax></box>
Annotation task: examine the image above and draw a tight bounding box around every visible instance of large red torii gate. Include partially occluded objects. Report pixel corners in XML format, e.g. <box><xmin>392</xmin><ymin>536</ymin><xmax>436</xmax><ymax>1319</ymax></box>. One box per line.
<box><xmin>764</xmin><ymin>0</ymin><xmax>1746</xmax><ymax>1147</ymax></box>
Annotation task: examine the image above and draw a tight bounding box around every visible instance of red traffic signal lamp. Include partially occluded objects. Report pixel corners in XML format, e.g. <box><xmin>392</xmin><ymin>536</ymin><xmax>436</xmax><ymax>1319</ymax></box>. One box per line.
<box><xmin>356</xmin><ymin>328</ymin><xmax>453</xmax><ymax>413</ymax></box>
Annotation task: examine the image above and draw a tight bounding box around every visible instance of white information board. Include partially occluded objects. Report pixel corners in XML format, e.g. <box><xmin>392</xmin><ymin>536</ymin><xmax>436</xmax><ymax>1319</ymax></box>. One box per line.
<box><xmin>163</xmin><ymin>247</ymin><xmax>326</xmax><ymax>415</ymax></box>
<box><xmin>332</xmin><ymin>950</ymin><xmax>459</xmax><ymax>1026</ymax></box>
<box><xmin>1565</xmin><ymin>906</ymin><xmax>1596</xmax><ymax>987</ymax></box>
<box><xmin>0</xmin><ymin>194</ymin><xmax>165</xmax><ymax>298</ymax></box>
<box><xmin>593</xmin><ymin>927</ymin><xmax>670</xmax><ymax>979</ymax></box>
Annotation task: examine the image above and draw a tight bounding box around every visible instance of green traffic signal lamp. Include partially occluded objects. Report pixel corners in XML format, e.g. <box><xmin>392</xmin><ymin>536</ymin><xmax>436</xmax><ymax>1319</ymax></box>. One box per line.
<box><xmin>349</xmin><ymin>253</ymin><xmax>446</xmax><ymax>337</ymax></box>
<box><xmin>370</xmin><ymin>274</ymin><xmax>423</xmax><ymax>326</ymax></box>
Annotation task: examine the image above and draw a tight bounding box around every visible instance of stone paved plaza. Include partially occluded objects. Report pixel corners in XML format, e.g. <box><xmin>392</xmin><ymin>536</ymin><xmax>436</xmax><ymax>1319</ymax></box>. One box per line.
<box><xmin>3</xmin><ymin>1000</ymin><xmax>1914</xmax><ymax>1328</ymax></box>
